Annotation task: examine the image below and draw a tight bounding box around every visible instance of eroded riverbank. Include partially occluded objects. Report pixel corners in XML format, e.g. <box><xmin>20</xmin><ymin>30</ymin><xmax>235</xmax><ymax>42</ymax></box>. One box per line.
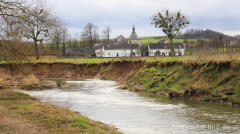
<box><xmin>1</xmin><ymin>61</ymin><xmax>240</xmax><ymax>106</ymax></box>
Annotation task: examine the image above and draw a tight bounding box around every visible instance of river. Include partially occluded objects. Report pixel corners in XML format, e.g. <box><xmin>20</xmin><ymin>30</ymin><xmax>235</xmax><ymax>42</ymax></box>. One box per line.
<box><xmin>22</xmin><ymin>79</ymin><xmax>240</xmax><ymax>134</ymax></box>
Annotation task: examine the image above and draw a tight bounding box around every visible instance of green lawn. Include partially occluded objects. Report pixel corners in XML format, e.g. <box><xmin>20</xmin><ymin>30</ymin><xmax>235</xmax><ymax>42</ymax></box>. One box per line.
<box><xmin>33</xmin><ymin>58</ymin><xmax>120</xmax><ymax>64</ymax></box>
<box><xmin>141</xmin><ymin>37</ymin><xmax>163</xmax><ymax>45</ymax></box>
<box><xmin>2</xmin><ymin>52</ymin><xmax>240</xmax><ymax>65</ymax></box>
<box><xmin>30</xmin><ymin>56</ymin><xmax>193</xmax><ymax>64</ymax></box>
<box><xmin>140</xmin><ymin>36</ymin><xmax>198</xmax><ymax>45</ymax></box>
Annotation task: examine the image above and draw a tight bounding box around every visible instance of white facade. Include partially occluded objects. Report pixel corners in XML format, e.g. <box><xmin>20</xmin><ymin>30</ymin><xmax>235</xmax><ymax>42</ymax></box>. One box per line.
<box><xmin>148</xmin><ymin>47</ymin><xmax>185</xmax><ymax>57</ymax></box>
<box><xmin>95</xmin><ymin>47</ymin><xmax>141</xmax><ymax>58</ymax></box>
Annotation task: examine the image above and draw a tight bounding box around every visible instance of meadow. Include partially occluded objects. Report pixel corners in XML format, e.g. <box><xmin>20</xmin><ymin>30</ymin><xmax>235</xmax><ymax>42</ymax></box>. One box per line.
<box><xmin>27</xmin><ymin>52</ymin><xmax>240</xmax><ymax>64</ymax></box>
<box><xmin>140</xmin><ymin>36</ymin><xmax>198</xmax><ymax>45</ymax></box>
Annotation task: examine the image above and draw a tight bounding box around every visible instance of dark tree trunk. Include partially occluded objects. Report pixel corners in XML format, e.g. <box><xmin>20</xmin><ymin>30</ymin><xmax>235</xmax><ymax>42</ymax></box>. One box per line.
<box><xmin>62</xmin><ymin>41</ymin><xmax>66</xmax><ymax>56</ymax></box>
<box><xmin>34</xmin><ymin>40</ymin><xmax>39</xmax><ymax>60</ymax></box>
<box><xmin>56</xmin><ymin>41</ymin><xmax>60</xmax><ymax>50</ymax></box>
<box><xmin>170</xmin><ymin>38</ymin><xmax>175</xmax><ymax>57</ymax></box>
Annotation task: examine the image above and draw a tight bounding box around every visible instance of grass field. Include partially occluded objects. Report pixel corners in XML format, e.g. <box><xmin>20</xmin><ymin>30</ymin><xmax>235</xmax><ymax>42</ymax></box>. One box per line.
<box><xmin>30</xmin><ymin>56</ymin><xmax>189</xmax><ymax>64</ymax></box>
<box><xmin>27</xmin><ymin>53</ymin><xmax>240</xmax><ymax>64</ymax></box>
<box><xmin>140</xmin><ymin>36</ymin><xmax>198</xmax><ymax>45</ymax></box>
<box><xmin>2</xmin><ymin>51</ymin><xmax>240</xmax><ymax>65</ymax></box>
<box><xmin>33</xmin><ymin>57</ymin><xmax>120</xmax><ymax>64</ymax></box>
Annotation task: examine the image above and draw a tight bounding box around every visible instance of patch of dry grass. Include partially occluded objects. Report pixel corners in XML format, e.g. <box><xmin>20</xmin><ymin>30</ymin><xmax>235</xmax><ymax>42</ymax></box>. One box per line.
<box><xmin>28</xmin><ymin>52</ymin><xmax>240</xmax><ymax>64</ymax></box>
<box><xmin>20</xmin><ymin>74</ymin><xmax>40</xmax><ymax>85</ymax></box>
<box><xmin>0</xmin><ymin>89</ymin><xmax>122</xmax><ymax>134</ymax></box>
<box><xmin>2</xmin><ymin>51</ymin><xmax>240</xmax><ymax>65</ymax></box>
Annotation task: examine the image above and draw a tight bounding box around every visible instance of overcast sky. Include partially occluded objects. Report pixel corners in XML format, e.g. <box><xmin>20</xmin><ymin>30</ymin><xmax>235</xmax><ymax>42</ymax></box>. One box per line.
<box><xmin>49</xmin><ymin>0</ymin><xmax>240</xmax><ymax>38</ymax></box>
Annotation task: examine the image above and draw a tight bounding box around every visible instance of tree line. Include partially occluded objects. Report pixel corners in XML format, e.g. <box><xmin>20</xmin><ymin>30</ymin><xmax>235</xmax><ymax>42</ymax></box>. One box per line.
<box><xmin>1</xmin><ymin>1</ymin><xmax>237</xmax><ymax>60</ymax></box>
<box><xmin>64</xmin><ymin>23</ymin><xmax>112</xmax><ymax>51</ymax></box>
<box><xmin>183</xmin><ymin>29</ymin><xmax>234</xmax><ymax>40</ymax></box>
<box><xmin>0</xmin><ymin>0</ymin><xmax>113</xmax><ymax>61</ymax></box>
<box><xmin>0</xmin><ymin>0</ymin><xmax>68</xmax><ymax>61</ymax></box>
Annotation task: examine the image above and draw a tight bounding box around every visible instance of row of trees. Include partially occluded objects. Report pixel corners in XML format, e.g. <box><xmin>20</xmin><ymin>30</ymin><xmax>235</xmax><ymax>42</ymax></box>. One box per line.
<box><xmin>69</xmin><ymin>23</ymin><xmax>111</xmax><ymax>49</ymax></box>
<box><xmin>0</xmin><ymin>0</ymin><xmax>68</xmax><ymax>61</ymax></box>
<box><xmin>0</xmin><ymin>0</ymin><xmax>112</xmax><ymax>60</ymax></box>
<box><xmin>185</xmin><ymin>38</ymin><xmax>240</xmax><ymax>57</ymax></box>
<box><xmin>184</xmin><ymin>29</ymin><xmax>233</xmax><ymax>40</ymax></box>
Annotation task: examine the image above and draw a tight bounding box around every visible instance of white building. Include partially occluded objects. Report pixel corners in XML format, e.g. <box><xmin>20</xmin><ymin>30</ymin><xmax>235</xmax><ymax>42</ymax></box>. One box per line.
<box><xmin>148</xmin><ymin>43</ymin><xmax>185</xmax><ymax>56</ymax></box>
<box><xmin>95</xmin><ymin>26</ymin><xmax>141</xmax><ymax>58</ymax></box>
<box><xmin>95</xmin><ymin>44</ymin><xmax>141</xmax><ymax>58</ymax></box>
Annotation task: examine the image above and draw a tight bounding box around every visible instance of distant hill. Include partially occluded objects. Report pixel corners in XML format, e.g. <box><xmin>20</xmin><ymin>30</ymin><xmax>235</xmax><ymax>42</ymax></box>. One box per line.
<box><xmin>183</xmin><ymin>29</ymin><xmax>234</xmax><ymax>39</ymax></box>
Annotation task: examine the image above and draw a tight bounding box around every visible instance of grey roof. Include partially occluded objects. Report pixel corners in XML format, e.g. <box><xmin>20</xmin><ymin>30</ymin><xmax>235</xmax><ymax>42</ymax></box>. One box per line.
<box><xmin>117</xmin><ymin>35</ymin><xmax>128</xmax><ymax>44</ymax></box>
<box><xmin>149</xmin><ymin>43</ymin><xmax>166</xmax><ymax>49</ymax></box>
<box><xmin>93</xmin><ymin>43</ymin><xmax>104</xmax><ymax>49</ymax></box>
<box><xmin>149</xmin><ymin>43</ymin><xmax>184</xmax><ymax>50</ymax></box>
<box><xmin>174</xmin><ymin>43</ymin><xmax>184</xmax><ymax>49</ymax></box>
<box><xmin>104</xmin><ymin>43</ymin><xmax>140</xmax><ymax>50</ymax></box>
<box><xmin>89</xmin><ymin>48</ymin><xmax>96</xmax><ymax>56</ymax></box>
<box><xmin>140</xmin><ymin>45</ymin><xmax>149</xmax><ymax>52</ymax></box>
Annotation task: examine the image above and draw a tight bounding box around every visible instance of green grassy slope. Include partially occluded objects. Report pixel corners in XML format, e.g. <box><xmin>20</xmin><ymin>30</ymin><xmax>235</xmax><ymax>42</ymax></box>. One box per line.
<box><xmin>126</xmin><ymin>62</ymin><xmax>240</xmax><ymax>105</ymax></box>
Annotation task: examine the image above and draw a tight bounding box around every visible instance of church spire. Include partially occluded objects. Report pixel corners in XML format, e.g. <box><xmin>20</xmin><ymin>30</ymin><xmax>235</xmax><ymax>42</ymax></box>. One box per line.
<box><xmin>133</xmin><ymin>25</ymin><xmax>135</xmax><ymax>33</ymax></box>
<box><xmin>130</xmin><ymin>25</ymin><xmax>138</xmax><ymax>40</ymax></box>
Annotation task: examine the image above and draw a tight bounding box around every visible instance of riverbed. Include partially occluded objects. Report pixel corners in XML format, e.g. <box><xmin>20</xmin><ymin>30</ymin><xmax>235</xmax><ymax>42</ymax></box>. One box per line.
<box><xmin>22</xmin><ymin>79</ymin><xmax>240</xmax><ymax>134</ymax></box>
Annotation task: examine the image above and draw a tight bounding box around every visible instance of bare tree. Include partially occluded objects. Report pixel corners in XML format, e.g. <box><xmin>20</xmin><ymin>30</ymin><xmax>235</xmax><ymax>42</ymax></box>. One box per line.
<box><xmin>61</xmin><ymin>27</ymin><xmax>68</xmax><ymax>56</ymax></box>
<box><xmin>17</xmin><ymin>0</ymin><xmax>56</xmax><ymax>59</ymax></box>
<box><xmin>102</xmin><ymin>26</ymin><xmax>111</xmax><ymax>43</ymax></box>
<box><xmin>48</xmin><ymin>17</ymin><xmax>69</xmax><ymax>56</ymax></box>
<box><xmin>0</xmin><ymin>0</ymin><xmax>27</xmax><ymax>40</ymax></box>
<box><xmin>0</xmin><ymin>0</ymin><xmax>26</xmax><ymax>19</ymax></box>
<box><xmin>0</xmin><ymin>0</ymin><xmax>30</xmax><ymax>63</ymax></box>
<box><xmin>81</xmin><ymin>23</ymin><xmax>99</xmax><ymax>48</ymax></box>
<box><xmin>50</xmin><ymin>21</ymin><xmax>62</xmax><ymax>50</ymax></box>
<box><xmin>49</xmin><ymin>18</ymin><xmax>67</xmax><ymax>51</ymax></box>
<box><xmin>152</xmin><ymin>10</ymin><xmax>189</xmax><ymax>56</ymax></box>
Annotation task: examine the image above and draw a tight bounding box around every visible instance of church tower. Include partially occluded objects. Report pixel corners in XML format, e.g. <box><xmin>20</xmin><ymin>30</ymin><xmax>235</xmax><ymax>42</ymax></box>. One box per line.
<box><xmin>128</xmin><ymin>25</ymin><xmax>141</xmax><ymax>45</ymax></box>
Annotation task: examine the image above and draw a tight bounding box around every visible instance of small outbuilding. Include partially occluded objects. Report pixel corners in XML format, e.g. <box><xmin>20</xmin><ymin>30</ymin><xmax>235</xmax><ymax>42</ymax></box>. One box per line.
<box><xmin>148</xmin><ymin>43</ymin><xmax>185</xmax><ymax>56</ymax></box>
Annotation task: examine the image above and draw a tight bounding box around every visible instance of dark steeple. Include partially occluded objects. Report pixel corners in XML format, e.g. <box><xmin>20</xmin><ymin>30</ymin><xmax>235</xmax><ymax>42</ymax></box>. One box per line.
<box><xmin>133</xmin><ymin>25</ymin><xmax>135</xmax><ymax>33</ymax></box>
<box><xmin>130</xmin><ymin>25</ymin><xmax>138</xmax><ymax>39</ymax></box>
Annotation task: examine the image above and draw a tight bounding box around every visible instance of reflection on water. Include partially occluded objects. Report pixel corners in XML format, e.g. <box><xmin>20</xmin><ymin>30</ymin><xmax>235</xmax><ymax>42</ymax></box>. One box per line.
<box><xmin>23</xmin><ymin>79</ymin><xmax>240</xmax><ymax>134</ymax></box>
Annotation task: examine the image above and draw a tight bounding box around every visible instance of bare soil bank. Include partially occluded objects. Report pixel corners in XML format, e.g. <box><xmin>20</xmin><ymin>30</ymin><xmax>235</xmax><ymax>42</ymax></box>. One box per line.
<box><xmin>1</xmin><ymin>60</ymin><xmax>240</xmax><ymax>106</ymax></box>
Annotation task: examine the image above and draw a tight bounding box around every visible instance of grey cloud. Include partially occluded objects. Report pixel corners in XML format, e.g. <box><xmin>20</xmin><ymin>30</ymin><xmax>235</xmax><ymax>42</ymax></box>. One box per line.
<box><xmin>49</xmin><ymin>0</ymin><xmax>240</xmax><ymax>37</ymax></box>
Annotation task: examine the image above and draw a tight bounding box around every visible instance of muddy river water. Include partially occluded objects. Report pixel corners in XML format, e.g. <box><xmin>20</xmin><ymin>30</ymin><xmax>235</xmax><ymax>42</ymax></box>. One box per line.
<box><xmin>23</xmin><ymin>79</ymin><xmax>240</xmax><ymax>134</ymax></box>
